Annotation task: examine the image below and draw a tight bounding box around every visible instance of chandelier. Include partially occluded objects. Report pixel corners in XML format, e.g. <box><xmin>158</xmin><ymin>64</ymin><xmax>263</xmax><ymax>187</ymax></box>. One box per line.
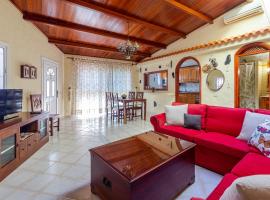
<box><xmin>117</xmin><ymin>22</ymin><xmax>140</xmax><ymax>60</ymax></box>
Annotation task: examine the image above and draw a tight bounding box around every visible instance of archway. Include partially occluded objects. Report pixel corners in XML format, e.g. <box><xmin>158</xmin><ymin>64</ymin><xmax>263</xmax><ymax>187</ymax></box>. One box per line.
<box><xmin>235</xmin><ymin>42</ymin><xmax>270</xmax><ymax>108</ymax></box>
<box><xmin>175</xmin><ymin>56</ymin><xmax>201</xmax><ymax>103</ymax></box>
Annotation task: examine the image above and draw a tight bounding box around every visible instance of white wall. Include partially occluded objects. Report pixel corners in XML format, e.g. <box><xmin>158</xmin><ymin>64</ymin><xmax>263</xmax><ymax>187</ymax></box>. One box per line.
<box><xmin>0</xmin><ymin>0</ymin><xmax>65</xmax><ymax>114</ymax></box>
<box><xmin>137</xmin><ymin>0</ymin><xmax>270</xmax><ymax>115</ymax></box>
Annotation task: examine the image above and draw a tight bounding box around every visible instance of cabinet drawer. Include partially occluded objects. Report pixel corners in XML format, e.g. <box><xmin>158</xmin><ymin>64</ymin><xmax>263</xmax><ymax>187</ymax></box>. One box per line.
<box><xmin>27</xmin><ymin>135</ymin><xmax>35</xmax><ymax>151</ymax></box>
<box><xmin>19</xmin><ymin>139</ymin><xmax>28</xmax><ymax>159</ymax></box>
<box><xmin>33</xmin><ymin>133</ymin><xmax>39</xmax><ymax>145</ymax></box>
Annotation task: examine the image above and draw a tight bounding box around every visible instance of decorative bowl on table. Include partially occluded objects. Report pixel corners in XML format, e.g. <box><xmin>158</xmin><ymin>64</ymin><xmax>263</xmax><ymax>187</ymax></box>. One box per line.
<box><xmin>121</xmin><ymin>94</ymin><xmax>127</xmax><ymax>99</ymax></box>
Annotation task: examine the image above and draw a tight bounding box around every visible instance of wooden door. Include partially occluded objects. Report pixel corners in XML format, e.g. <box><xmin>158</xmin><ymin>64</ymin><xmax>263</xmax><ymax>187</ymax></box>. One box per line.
<box><xmin>42</xmin><ymin>58</ymin><xmax>59</xmax><ymax>114</ymax></box>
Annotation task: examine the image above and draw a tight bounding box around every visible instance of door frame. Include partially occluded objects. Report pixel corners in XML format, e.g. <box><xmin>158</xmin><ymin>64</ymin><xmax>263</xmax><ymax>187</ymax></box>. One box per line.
<box><xmin>234</xmin><ymin>42</ymin><xmax>270</xmax><ymax>108</ymax></box>
<box><xmin>0</xmin><ymin>42</ymin><xmax>8</xmax><ymax>89</ymax></box>
<box><xmin>41</xmin><ymin>57</ymin><xmax>59</xmax><ymax>114</ymax></box>
<box><xmin>175</xmin><ymin>56</ymin><xmax>201</xmax><ymax>102</ymax></box>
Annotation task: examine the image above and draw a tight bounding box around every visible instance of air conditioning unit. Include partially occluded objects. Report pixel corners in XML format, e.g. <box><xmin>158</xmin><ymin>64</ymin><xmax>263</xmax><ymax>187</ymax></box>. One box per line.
<box><xmin>224</xmin><ymin>0</ymin><xmax>264</xmax><ymax>24</ymax></box>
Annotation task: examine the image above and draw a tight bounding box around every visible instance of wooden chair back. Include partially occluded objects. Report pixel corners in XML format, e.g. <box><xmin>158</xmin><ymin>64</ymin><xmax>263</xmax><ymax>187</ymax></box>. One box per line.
<box><xmin>136</xmin><ymin>92</ymin><xmax>144</xmax><ymax>99</ymax></box>
<box><xmin>128</xmin><ymin>91</ymin><xmax>136</xmax><ymax>99</ymax></box>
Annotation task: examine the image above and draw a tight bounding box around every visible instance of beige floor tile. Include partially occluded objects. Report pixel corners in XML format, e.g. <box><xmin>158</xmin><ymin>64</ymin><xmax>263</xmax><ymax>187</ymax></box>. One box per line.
<box><xmin>32</xmin><ymin>193</ymin><xmax>59</xmax><ymax>200</ymax></box>
<box><xmin>5</xmin><ymin>189</ymin><xmax>36</xmax><ymax>200</ymax></box>
<box><xmin>21</xmin><ymin>174</ymin><xmax>56</xmax><ymax>192</ymax></box>
<box><xmin>45</xmin><ymin>163</ymin><xmax>72</xmax><ymax>176</ymax></box>
<box><xmin>3</xmin><ymin>170</ymin><xmax>37</xmax><ymax>187</ymax></box>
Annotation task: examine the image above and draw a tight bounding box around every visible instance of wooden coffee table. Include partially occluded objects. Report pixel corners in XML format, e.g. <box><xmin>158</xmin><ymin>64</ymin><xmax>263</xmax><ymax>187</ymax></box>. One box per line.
<box><xmin>90</xmin><ymin>131</ymin><xmax>196</xmax><ymax>200</ymax></box>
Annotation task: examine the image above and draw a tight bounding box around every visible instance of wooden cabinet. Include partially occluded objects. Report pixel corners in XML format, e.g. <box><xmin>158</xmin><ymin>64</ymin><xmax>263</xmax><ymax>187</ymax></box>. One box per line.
<box><xmin>259</xmin><ymin>96</ymin><xmax>270</xmax><ymax>109</ymax></box>
<box><xmin>0</xmin><ymin>112</ymin><xmax>49</xmax><ymax>181</ymax></box>
<box><xmin>177</xmin><ymin>66</ymin><xmax>200</xmax><ymax>104</ymax></box>
<box><xmin>179</xmin><ymin>67</ymin><xmax>200</xmax><ymax>83</ymax></box>
<box><xmin>178</xmin><ymin>93</ymin><xmax>200</xmax><ymax>104</ymax></box>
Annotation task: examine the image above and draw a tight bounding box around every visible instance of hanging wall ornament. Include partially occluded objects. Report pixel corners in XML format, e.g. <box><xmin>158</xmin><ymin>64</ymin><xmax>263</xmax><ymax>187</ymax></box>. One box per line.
<box><xmin>225</xmin><ymin>55</ymin><xmax>231</xmax><ymax>65</ymax></box>
<box><xmin>172</xmin><ymin>72</ymin><xmax>175</xmax><ymax>78</ymax></box>
<box><xmin>139</xmin><ymin>80</ymin><xmax>141</xmax><ymax>84</ymax></box>
<box><xmin>170</xmin><ymin>60</ymin><xmax>173</xmax><ymax>68</ymax></box>
<box><xmin>209</xmin><ymin>58</ymin><xmax>218</xmax><ymax>68</ymax></box>
<box><xmin>145</xmin><ymin>68</ymin><xmax>147</xmax><ymax>71</ymax></box>
<box><xmin>202</xmin><ymin>64</ymin><xmax>213</xmax><ymax>73</ymax></box>
<box><xmin>159</xmin><ymin>65</ymin><xmax>162</xmax><ymax>69</ymax></box>
<box><xmin>139</xmin><ymin>68</ymin><xmax>142</xmax><ymax>72</ymax></box>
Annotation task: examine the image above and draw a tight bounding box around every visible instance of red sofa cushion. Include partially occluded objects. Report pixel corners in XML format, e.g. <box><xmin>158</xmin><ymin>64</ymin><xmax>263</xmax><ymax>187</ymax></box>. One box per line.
<box><xmin>194</xmin><ymin>132</ymin><xmax>250</xmax><ymax>158</ymax></box>
<box><xmin>159</xmin><ymin>125</ymin><xmax>203</xmax><ymax>142</ymax></box>
<box><xmin>196</xmin><ymin>145</ymin><xmax>241</xmax><ymax>175</ymax></box>
<box><xmin>172</xmin><ymin>102</ymin><xmax>207</xmax><ymax>129</ymax></box>
<box><xmin>206</xmin><ymin>173</ymin><xmax>238</xmax><ymax>200</ymax></box>
<box><xmin>232</xmin><ymin>152</ymin><xmax>270</xmax><ymax>177</ymax></box>
<box><xmin>206</xmin><ymin>106</ymin><xmax>247</xmax><ymax>137</ymax></box>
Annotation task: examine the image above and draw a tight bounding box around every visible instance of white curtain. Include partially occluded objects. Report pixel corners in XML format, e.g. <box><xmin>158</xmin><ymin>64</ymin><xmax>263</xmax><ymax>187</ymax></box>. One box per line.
<box><xmin>71</xmin><ymin>58</ymin><xmax>132</xmax><ymax>117</ymax></box>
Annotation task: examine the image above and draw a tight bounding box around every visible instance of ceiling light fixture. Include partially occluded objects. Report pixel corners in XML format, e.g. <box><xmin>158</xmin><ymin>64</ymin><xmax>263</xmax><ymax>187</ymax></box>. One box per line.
<box><xmin>117</xmin><ymin>21</ymin><xmax>140</xmax><ymax>60</ymax></box>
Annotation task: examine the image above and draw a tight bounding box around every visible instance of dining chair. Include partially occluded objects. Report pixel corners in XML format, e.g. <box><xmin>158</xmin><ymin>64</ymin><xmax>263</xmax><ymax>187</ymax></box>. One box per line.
<box><xmin>112</xmin><ymin>93</ymin><xmax>132</xmax><ymax>122</ymax></box>
<box><xmin>128</xmin><ymin>91</ymin><xmax>136</xmax><ymax>116</ymax></box>
<box><xmin>134</xmin><ymin>92</ymin><xmax>144</xmax><ymax>119</ymax></box>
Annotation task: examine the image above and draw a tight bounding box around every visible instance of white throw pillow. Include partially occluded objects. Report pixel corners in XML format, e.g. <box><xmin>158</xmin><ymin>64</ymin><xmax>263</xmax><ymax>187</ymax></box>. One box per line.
<box><xmin>220</xmin><ymin>175</ymin><xmax>270</xmax><ymax>200</ymax></box>
<box><xmin>165</xmin><ymin>104</ymin><xmax>188</xmax><ymax>126</ymax></box>
<box><xmin>237</xmin><ymin>111</ymin><xmax>270</xmax><ymax>141</ymax></box>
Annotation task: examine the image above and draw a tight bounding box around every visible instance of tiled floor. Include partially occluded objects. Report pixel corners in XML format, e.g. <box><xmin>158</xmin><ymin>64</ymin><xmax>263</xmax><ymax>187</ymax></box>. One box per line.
<box><xmin>0</xmin><ymin>117</ymin><xmax>222</xmax><ymax>200</ymax></box>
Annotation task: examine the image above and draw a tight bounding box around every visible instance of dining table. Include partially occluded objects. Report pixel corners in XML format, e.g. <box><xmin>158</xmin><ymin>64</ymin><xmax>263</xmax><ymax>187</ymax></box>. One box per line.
<box><xmin>119</xmin><ymin>98</ymin><xmax>147</xmax><ymax>124</ymax></box>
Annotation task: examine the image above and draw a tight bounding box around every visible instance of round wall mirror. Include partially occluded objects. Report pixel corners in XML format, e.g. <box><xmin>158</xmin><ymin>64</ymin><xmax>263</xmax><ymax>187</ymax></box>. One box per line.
<box><xmin>206</xmin><ymin>69</ymin><xmax>225</xmax><ymax>91</ymax></box>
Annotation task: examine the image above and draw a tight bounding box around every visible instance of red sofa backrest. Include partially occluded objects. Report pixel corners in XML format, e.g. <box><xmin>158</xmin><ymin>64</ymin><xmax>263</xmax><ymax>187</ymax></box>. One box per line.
<box><xmin>172</xmin><ymin>102</ymin><xmax>207</xmax><ymax>129</ymax></box>
<box><xmin>206</xmin><ymin>105</ymin><xmax>248</xmax><ymax>137</ymax></box>
<box><xmin>255</xmin><ymin>109</ymin><xmax>270</xmax><ymax>115</ymax></box>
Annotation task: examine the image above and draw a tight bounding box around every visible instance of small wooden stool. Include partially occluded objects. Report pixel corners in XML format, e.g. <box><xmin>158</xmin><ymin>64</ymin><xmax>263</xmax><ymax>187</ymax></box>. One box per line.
<box><xmin>49</xmin><ymin>114</ymin><xmax>60</xmax><ymax>136</ymax></box>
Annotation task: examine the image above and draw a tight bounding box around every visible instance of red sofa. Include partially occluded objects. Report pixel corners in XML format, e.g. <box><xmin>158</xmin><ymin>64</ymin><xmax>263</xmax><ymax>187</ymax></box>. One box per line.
<box><xmin>150</xmin><ymin>103</ymin><xmax>270</xmax><ymax>200</ymax></box>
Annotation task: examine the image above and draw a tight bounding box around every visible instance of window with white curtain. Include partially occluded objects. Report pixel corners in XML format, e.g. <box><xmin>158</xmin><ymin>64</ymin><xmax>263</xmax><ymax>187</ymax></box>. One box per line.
<box><xmin>0</xmin><ymin>45</ymin><xmax>7</xmax><ymax>89</ymax></box>
<box><xmin>71</xmin><ymin>58</ymin><xmax>132</xmax><ymax>117</ymax></box>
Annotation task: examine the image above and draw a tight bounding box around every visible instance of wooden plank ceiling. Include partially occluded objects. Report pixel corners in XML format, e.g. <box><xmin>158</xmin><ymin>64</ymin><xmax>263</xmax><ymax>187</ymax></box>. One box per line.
<box><xmin>10</xmin><ymin>0</ymin><xmax>246</xmax><ymax>62</ymax></box>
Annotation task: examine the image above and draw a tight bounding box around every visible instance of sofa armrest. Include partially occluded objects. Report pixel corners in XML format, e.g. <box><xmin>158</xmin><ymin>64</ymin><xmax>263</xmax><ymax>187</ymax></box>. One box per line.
<box><xmin>150</xmin><ymin>113</ymin><xmax>166</xmax><ymax>131</ymax></box>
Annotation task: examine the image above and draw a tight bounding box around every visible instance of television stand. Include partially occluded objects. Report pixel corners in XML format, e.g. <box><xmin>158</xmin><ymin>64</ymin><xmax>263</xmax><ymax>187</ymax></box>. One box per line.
<box><xmin>0</xmin><ymin>112</ymin><xmax>49</xmax><ymax>181</ymax></box>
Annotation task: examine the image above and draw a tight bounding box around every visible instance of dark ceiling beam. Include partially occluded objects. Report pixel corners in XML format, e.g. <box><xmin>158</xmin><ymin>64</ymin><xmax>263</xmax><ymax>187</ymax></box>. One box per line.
<box><xmin>165</xmin><ymin>0</ymin><xmax>213</xmax><ymax>23</ymax></box>
<box><xmin>64</xmin><ymin>0</ymin><xmax>186</xmax><ymax>37</ymax></box>
<box><xmin>23</xmin><ymin>12</ymin><xmax>167</xmax><ymax>49</ymax></box>
<box><xmin>48</xmin><ymin>37</ymin><xmax>151</xmax><ymax>57</ymax></box>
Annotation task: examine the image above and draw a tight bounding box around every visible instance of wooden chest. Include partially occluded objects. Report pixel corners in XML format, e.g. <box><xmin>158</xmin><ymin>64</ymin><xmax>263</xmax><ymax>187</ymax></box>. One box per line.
<box><xmin>90</xmin><ymin>131</ymin><xmax>196</xmax><ymax>200</ymax></box>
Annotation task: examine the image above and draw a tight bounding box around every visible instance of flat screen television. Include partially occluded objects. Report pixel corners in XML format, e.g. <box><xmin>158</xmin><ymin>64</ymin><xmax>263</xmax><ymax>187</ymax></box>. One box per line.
<box><xmin>0</xmin><ymin>89</ymin><xmax>23</xmax><ymax>121</ymax></box>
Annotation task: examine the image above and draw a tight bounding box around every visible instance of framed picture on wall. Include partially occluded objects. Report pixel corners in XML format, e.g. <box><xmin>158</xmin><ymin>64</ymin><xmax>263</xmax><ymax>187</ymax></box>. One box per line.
<box><xmin>30</xmin><ymin>66</ymin><xmax>37</xmax><ymax>79</ymax></box>
<box><xmin>30</xmin><ymin>94</ymin><xmax>42</xmax><ymax>114</ymax></box>
<box><xmin>20</xmin><ymin>65</ymin><xmax>30</xmax><ymax>78</ymax></box>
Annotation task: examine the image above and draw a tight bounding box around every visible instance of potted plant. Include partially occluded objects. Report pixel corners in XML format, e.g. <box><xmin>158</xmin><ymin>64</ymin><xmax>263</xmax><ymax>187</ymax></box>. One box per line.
<box><xmin>121</xmin><ymin>93</ymin><xmax>127</xmax><ymax>99</ymax></box>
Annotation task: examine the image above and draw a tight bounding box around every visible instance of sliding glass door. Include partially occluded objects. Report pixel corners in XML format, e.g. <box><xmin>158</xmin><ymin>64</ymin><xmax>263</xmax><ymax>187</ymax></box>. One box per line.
<box><xmin>71</xmin><ymin>59</ymin><xmax>132</xmax><ymax>117</ymax></box>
